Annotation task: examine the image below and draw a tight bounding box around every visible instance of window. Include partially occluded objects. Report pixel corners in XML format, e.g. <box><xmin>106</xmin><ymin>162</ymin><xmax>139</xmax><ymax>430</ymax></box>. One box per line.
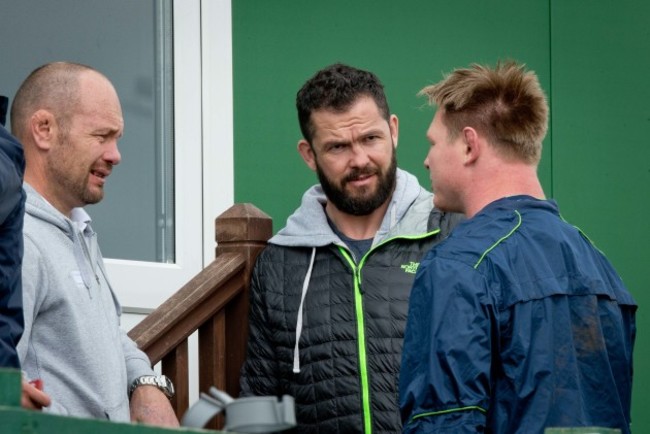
<box><xmin>1</xmin><ymin>0</ymin><xmax>234</xmax><ymax>308</ymax></box>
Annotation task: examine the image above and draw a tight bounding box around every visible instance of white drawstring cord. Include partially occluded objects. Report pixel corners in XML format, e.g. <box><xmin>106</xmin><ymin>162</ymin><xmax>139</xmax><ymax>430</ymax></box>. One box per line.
<box><xmin>293</xmin><ymin>247</ymin><xmax>316</xmax><ymax>373</ymax></box>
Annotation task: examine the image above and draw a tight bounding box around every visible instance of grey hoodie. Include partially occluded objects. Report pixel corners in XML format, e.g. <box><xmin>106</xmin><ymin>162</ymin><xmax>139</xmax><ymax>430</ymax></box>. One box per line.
<box><xmin>271</xmin><ymin>168</ymin><xmax>433</xmax><ymax>249</ymax></box>
<box><xmin>17</xmin><ymin>183</ymin><xmax>154</xmax><ymax>421</ymax></box>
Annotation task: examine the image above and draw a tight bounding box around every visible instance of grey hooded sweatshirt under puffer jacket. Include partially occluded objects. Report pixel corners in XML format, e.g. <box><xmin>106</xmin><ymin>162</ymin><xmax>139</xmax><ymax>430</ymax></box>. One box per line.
<box><xmin>240</xmin><ymin>169</ymin><xmax>462</xmax><ymax>433</ymax></box>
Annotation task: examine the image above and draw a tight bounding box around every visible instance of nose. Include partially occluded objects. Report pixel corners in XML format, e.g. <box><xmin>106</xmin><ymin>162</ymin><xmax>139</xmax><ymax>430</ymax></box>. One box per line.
<box><xmin>349</xmin><ymin>143</ymin><xmax>371</xmax><ymax>168</ymax></box>
<box><xmin>104</xmin><ymin>139</ymin><xmax>122</xmax><ymax>166</ymax></box>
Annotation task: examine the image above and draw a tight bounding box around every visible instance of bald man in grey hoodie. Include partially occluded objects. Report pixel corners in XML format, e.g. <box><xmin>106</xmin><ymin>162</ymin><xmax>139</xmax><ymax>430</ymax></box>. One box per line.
<box><xmin>11</xmin><ymin>62</ymin><xmax>177</xmax><ymax>426</ymax></box>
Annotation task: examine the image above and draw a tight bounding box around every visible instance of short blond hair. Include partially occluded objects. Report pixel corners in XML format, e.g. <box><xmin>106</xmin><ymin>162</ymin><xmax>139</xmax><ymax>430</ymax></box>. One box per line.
<box><xmin>420</xmin><ymin>61</ymin><xmax>548</xmax><ymax>164</ymax></box>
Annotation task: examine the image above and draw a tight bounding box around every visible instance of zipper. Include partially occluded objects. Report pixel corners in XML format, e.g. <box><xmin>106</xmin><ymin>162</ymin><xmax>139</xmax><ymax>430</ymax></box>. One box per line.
<box><xmin>78</xmin><ymin>228</ymin><xmax>100</xmax><ymax>286</ymax></box>
<box><xmin>337</xmin><ymin>228</ymin><xmax>440</xmax><ymax>434</ymax></box>
<box><xmin>339</xmin><ymin>247</ymin><xmax>372</xmax><ymax>434</ymax></box>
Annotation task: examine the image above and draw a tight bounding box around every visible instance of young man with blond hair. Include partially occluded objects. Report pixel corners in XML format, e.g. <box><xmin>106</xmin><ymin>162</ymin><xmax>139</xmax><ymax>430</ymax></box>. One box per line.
<box><xmin>400</xmin><ymin>61</ymin><xmax>636</xmax><ymax>434</ymax></box>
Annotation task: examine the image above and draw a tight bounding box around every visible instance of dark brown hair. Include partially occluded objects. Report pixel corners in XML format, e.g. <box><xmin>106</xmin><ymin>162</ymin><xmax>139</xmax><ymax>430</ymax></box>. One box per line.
<box><xmin>296</xmin><ymin>63</ymin><xmax>390</xmax><ymax>143</ymax></box>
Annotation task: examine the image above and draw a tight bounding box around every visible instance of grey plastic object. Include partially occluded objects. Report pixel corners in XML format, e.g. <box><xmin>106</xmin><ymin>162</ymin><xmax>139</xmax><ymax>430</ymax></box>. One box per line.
<box><xmin>181</xmin><ymin>387</ymin><xmax>296</xmax><ymax>433</ymax></box>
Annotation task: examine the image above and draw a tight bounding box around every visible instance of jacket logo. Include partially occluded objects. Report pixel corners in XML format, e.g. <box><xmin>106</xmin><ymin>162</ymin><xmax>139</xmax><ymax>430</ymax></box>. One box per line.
<box><xmin>400</xmin><ymin>261</ymin><xmax>419</xmax><ymax>274</ymax></box>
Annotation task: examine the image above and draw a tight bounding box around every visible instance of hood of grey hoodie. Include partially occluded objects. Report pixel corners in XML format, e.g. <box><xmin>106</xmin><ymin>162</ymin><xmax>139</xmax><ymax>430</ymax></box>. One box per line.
<box><xmin>270</xmin><ymin>168</ymin><xmax>433</xmax><ymax>248</ymax></box>
<box><xmin>23</xmin><ymin>183</ymin><xmax>103</xmax><ymax>292</ymax></box>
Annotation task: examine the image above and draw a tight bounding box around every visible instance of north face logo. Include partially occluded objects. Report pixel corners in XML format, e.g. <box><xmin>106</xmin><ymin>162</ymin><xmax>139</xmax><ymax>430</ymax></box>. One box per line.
<box><xmin>400</xmin><ymin>261</ymin><xmax>419</xmax><ymax>274</ymax></box>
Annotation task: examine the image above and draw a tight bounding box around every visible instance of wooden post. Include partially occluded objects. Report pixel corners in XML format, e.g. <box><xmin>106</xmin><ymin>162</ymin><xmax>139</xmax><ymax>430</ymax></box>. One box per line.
<box><xmin>213</xmin><ymin>203</ymin><xmax>272</xmax><ymax>398</ymax></box>
<box><xmin>198</xmin><ymin>310</ymin><xmax>226</xmax><ymax>430</ymax></box>
<box><xmin>162</xmin><ymin>340</ymin><xmax>189</xmax><ymax>420</ymax></box>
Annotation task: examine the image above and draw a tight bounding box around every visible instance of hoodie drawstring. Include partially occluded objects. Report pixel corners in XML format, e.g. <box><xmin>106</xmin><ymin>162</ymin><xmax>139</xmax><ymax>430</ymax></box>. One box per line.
<box><xmin>70</xmin><ymin>222</ymin><xmax>94</xmax><ymax>292</ymax></box>
<box><xmin>293</xmin><ymin>247</ymin><xmax>316</xmax><ymax>373</ymax></box>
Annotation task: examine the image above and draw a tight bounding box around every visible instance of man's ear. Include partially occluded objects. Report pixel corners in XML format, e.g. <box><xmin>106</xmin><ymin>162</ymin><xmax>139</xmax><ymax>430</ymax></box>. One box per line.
<box><xmin>462</xmin><ymin>126</ymin><xmax>480</xmax><ymax>165</ymax></box>
<box><xmin>30</xmin><ymin>110</ymin><xmax>57</xmax><ymax>150</ymax></box>
<box><xmin>297</xmin><ymin>139</ymin><xmax>317</xmax><ymax>171</ymax></box>
<box><xmin>389</xmin><ymin>114</ymin><xmax>399</xmax><ymax>148</ymax></box>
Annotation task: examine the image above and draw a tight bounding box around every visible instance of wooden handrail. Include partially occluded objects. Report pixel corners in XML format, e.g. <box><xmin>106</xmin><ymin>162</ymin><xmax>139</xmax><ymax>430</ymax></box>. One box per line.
<box><xmin>128</xmin><ymin>253</ymin><xmax>246</xmax><ymax>365</ymax></box>
<box><xmin>128</xmin><ymin>203</ymin><xmax>272</xmax><ymax>427</ymax></box>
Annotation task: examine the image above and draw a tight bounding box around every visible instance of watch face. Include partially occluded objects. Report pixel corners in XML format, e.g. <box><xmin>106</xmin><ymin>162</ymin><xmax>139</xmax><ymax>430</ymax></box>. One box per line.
<box><xmin>160</xmin><ymin>375</ymin><xmax>175</xmax><ymax>397</ymax></box>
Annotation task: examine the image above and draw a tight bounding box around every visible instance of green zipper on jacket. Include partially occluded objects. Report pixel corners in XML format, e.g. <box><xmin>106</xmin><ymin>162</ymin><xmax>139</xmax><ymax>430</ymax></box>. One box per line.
<box><xmin>337</xmin><ymin>228</ymin><xmax>441</xmax><ymax>434</ymax></box>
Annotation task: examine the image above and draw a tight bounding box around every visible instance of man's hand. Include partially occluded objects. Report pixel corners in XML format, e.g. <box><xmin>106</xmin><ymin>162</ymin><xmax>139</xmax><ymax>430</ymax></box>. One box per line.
<box><xmin>130</xmin><ymin>385</ymin><xmax>179</xmax><ymax>427</ymax></box>
<box><xmin>21</xmin><ymin>379</ymin><xmax>51</xmax><ymax>410</ymax></box>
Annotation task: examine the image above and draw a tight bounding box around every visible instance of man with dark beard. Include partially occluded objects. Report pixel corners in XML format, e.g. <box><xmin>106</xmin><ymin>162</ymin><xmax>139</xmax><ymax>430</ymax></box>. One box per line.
<box><xmin>239</xmin><ymin>63</ymin><xmax>462</xmax><ymax>433</ymax></box>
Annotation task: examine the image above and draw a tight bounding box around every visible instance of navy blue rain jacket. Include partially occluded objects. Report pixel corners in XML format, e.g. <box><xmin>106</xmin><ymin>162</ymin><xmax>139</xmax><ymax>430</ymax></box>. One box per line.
<box><xmin>0</xmin><ymin>124</ymin><xmax>26</xmax><ymax>368</ymax></box>
<box><xmin>400</xmin><ymin>196</ymin><xmax>636</xmax><ymax>434</ymax></box>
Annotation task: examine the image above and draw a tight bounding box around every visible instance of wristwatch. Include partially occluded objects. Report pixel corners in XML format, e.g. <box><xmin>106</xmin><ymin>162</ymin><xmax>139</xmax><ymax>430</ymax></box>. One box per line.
<box><xmin>129</xmin><ymin>375</ymin><xmax>175</xmax><ymax>399</ymax></box>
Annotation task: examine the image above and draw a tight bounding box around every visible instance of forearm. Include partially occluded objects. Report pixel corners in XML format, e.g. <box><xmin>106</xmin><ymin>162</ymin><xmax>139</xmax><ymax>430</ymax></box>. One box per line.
<box><xmin>130</xmin><ymin>385</ymin><xmax>179</xmax><ymax>427</ymax></box>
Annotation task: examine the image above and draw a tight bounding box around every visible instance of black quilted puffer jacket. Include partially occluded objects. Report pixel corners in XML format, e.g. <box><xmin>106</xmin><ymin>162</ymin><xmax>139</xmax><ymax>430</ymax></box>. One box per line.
<box><xmin>240</xmin><ymin>169</ymin><xmax>462</xmax><ymax>434</ymax></box>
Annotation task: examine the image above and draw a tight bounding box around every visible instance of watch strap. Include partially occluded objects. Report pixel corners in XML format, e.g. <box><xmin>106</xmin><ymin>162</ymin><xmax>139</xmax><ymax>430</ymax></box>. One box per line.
<box><xmin>129</xmin><ymin>375</ymin><xmax>175</xmax><ymax>399</ymax></box>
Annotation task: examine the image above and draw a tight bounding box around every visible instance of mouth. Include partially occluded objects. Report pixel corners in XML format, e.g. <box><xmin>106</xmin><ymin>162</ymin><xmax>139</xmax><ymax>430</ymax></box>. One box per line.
<box><xmin>345</xmin><ymin>174</ymin><xmax>376</xmax><ymax>189</ymax></box>
<box><xmin>344</xmin><ymin>168</ymin><xmax>378</xmax><ymax>186</ymax></box>
<box><xmin>90</xmin><ymin>168</ymin><xmax>111</xmax><ymax>183</ymax></box>
<box><xmin>350</xmin><ymin>173</ymin><xmax>373</xmax><ymax>181</ymax></box>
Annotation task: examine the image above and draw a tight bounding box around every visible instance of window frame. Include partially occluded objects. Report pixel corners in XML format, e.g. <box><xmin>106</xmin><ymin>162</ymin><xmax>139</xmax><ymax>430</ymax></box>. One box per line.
<box><xmin>107</xmin><ymin>0</ymin><xmax>234</xmax><ymax>309</ymax></box>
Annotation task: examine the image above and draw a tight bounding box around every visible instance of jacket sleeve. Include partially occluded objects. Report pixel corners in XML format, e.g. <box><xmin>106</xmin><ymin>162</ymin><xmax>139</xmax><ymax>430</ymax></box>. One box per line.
<box><xmin>91</xmin><ymin>244</ymin><xmax>155</xmax><ymax>388</ymax></box>
<box><xmin>122</xmin><ymin>329</ymin><xmax>156</xmax><ymax>390</ymax></box>
<box><xmin>400</xmin><ymin>255</ymin><xmax>494</xmax><ymax>433</ymax></box>
<box><xmin>0</xmin><ymin>140</ymin><xmax>25</xmax><ymax>368</ymax></box>
<box><xmin>0</xmin><ymin>193</ymin><xmax>24</xmax><ymax>368</ymax></box>
<box><xmin>0</xmin><ymin>149</ymin><xmax>20</xmax><ymax>222</ymax></box>
<box><xmin>105</xmin><ymin>259</ymin><xmax>154</xmax><ymax>389</ymax></box>
<box><xmin>239</xmin><ymin>256</ymin><xmax>280</xmax><ymax>397</ymax></box>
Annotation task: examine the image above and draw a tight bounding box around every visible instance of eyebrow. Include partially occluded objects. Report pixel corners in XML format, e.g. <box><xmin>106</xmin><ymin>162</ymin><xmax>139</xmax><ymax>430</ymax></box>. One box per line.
<box><xmin>361</xmin><ymin>128</ymin><xmax>386</xmax><ymax>137</ymax></box>
<box><xmin>321</xmin><ymin>127</ymin><xmax>386</xmax><ymax>144</ymax></box>
<box><xmin>93</xmin><ymin>126</ymin><xmax>123</xmax><ymax>136</ymax></box>
<box><xmin>320</xmin><ymin>138</ymin><xmax>350</xmax><ymax>149</ymax></box>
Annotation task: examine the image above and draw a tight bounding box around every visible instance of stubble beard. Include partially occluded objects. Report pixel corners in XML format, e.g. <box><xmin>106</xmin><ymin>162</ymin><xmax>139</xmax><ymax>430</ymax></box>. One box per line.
<box><xmin>48</xmin><ymin>131</ymin><xmax>105</xmax><ymax>209</ymax></box>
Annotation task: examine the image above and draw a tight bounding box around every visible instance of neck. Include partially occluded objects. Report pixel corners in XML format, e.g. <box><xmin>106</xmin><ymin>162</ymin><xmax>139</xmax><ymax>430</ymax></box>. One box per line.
<box><xmin>325</xmin><ymin>199</ymin><xmax>389</xmax><ymax>240</ymax></box>
<box><xmin>24</xmin><ymin>170</ymin><xmax>74</xmax><ymax>218</ymax></box>
<box><xmin>464</xmin><ymin>163</ymin><xmax>545</xmax><ymax>218</ymax></box>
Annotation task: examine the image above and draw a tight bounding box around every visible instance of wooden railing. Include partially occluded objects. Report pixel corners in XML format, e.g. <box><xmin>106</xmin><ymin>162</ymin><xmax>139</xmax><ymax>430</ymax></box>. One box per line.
<box><xmin>127</xmin><ymin>204</ymin><xmax>272</xmax><ymax>427</ymax></box>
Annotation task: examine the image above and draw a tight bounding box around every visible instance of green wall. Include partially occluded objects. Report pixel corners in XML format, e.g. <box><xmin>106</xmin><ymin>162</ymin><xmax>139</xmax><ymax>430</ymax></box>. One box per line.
<box><xmin>233</xmin><ymin>1</ymin><xmax>648</xmax><ymax>430</ymax></box>
<box><xmin>232</xmin><ymin>0</ymin><xmax>551</xmax><ymax>229</ymax></box>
